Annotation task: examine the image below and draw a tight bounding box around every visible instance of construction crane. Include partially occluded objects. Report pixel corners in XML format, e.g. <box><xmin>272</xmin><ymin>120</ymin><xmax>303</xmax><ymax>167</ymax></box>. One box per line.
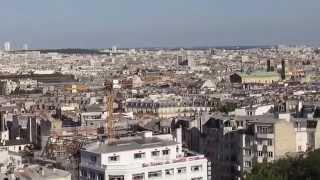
<box><xmin>104</xmin><ymin>79</ymin><xmax>134</xmax><ymax>144</ymax></box>
<box><xmin>105</xmin><ymin>80</ymin><xmax>115</xmax><ymax>144</ymax></box>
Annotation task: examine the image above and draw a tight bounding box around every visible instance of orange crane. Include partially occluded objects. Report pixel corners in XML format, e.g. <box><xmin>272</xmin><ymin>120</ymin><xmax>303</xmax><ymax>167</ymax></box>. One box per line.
<box><xmin>105</xmin><ymin>80</ymin><xmax>115</xmax><ymax>144</ymax></box>
<box><xmin>104</xmin><ymin>79</ymin><xmax>134</xmax><ymax>144</ymax></box>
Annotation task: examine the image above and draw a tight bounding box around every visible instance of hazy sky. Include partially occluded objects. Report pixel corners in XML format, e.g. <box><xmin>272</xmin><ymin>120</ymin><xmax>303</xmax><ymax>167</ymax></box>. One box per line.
<box><xmin>0</xmin><ymin>0</ymin><xmax>320</xmax><ymax>49</ymax></box>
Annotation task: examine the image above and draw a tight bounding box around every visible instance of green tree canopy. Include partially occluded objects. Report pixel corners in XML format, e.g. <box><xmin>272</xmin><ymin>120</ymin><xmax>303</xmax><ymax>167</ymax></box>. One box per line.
<box><xmin>246</xmin><ymin>150</ymin><xmax>320</xmax><ymax>180</ymax></box>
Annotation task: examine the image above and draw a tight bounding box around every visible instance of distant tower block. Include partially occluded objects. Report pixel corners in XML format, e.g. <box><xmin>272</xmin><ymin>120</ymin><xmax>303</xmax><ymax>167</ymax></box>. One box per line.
<box><xmin>210</xmin><ymin>49</ymin><xmax>215</xmax><ymax>55</ymax></box>
<box><xmin>4</xmin><ymin>42</ymin><xmax>10</xmax><ymax>51</ymax></box>
<box><xmin>112</xmin><ymin>46</ymin><xmax>117</xmax><ymax>53</ymax></box>
<box><xmin>23</xmin><ymin>44</ymin><xmax>28</xmax><ymax>50</ymax></box>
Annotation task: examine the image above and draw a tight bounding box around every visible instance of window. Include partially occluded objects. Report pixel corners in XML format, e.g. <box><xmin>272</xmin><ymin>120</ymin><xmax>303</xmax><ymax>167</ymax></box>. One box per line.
<box><xmin>108</xmin><ymin>155</ymin><xmax>120</xmax><ymax>162</ymax></box>
<box><xmin>257</xmin><ymin>151</ymin><xmax>263</xmax><ymax>157</ymax></box>
<box><xmin>191</xmin><ymin>165</ymin><xmax>202</xmax><ymax>172</ymax></box>
<box><xmin>109</xmin><ymin>175</ymin><xmax>124</xmax><ymax>180</ymax></box>
<box><xmin>162</xmin><ymin>149</ymin><xmax>170</xmax><ymax>156</ymax></box>
<box><xmin>165</xmin><ymin>169</ymin><xmax>174</xmax><ymax>176</ymax></box>
<box><xmin>177</xmin><ymin>167</ymin><xmax>186</xmax><ymax>174</ymax></box>
<box><xmin>151</xmin><ymin>151</ymin><xmax>160</xmax><ymax>157</ymax></box>
<box><xmin>298</xmin><ymin>145</ymin><xmax>302</xmax><ymax>151</ymax></box>
<box><xmin>132</xmin><ymin>173</ymin><xmax>144</xmax><ymax>180</ymax></box>
<box><xmin>257</xmin><ymin>126</ymin><xmax>273</xmax><ymax>134</ymax></box>
<box><xmin>89</xmin><ymin>171</ymin><xmax>96</xmax><ymax>179</ymax></box>
<box><xmin>267</xmin><ymin>139</ymin><xmax>273</xmax><ymax>146</ymax></box>
<box><xmin>90</xmin><ymin>156</ymin><xmax>97</xmax><ymax>163</ymax></box>
<box><xmin>134</xmin><ymin>152</ymin><xmax>145</xmax><ymax>159</ymax></box>
<box><xmin>244</xmin><ymin>161</ymin><xmax>251</xmax><ymax>167</ymax></box>
<box><xmin>245</xmin><ymin>149</ymin><xmax>251</xmax><ymax>156</ymax></box>
<box><xmin>268</xmin><ymin>152</ymin><xmax>273</xmax><ymax>158</ymax></box>
<box><xmin>148</xmin><ymin>171</ymin><xmax>162</xmax><ymax>178</ymax></box>
<box><xmin>97</xmin><ymin>174</ymin><xmax>105</xmax><ymax>180</ymax></box>
<box><xmin>81</xmin><ymin>169</ymin><xmax>87</xmax><ymax>177</ymax></box>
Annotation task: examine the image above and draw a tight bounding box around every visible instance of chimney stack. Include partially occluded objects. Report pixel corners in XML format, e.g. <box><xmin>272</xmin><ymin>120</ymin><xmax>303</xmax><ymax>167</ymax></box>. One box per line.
<box><xmin>176</xmin><ymin>127</ymin><xmax>182</xmax><ymax>144</ymax></box>
<box><xmin>267</xmin><ymin>59</ymin><xmax>271</xmax><ymax>72</ymax></box>
<box><xmin>0</xmin><ymin>112</ymin><xmax>6</xmax><ymax>132</ymax></box>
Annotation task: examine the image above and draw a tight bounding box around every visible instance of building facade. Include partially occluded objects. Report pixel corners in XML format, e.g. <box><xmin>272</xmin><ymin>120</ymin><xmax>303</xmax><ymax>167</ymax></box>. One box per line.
<box><xmin>80</xmin><ymin>131</ymin><xmax>209</xmax><ymax>180</ymax></box>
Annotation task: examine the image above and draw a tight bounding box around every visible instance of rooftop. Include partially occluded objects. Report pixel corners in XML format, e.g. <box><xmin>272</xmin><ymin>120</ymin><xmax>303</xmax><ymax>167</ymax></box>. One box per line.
<box><xmin>83</xmin><ymin>135</ymin><xmax>178</xmax><ymax>154</ymax></box>
<box><xmin>15</xmin><ymin>165</ymin><xmax>71</xmax><ymax>179</ymax></box>
<box><xmin>239</xmin><ymin>71</ymin><xmax>280</xmax><ymax>78</ymax></box>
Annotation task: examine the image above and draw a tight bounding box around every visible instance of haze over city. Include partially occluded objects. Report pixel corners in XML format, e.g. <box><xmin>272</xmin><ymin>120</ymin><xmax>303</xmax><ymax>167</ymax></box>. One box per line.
<box><xmin>1</xmin><ymin>0</ymin><xmax>320</xmax><ymax>48</ymax></box>
<box><xmin>1</xmin><ymin>1</ymin><xmax>320</xmax><ymax>180</ymax></box>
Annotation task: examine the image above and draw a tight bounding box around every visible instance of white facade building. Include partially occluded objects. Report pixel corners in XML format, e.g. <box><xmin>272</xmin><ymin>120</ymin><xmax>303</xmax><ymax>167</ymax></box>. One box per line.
<box><xmin>4</xmin><ymin>42</ymin><xmax>10</xmax><ymax>51</ymax></box>
<box><xmin>0</xmin><ymin>149</ymin><xmax>23</xmax><ymax>175</ymax></box>
<box><xmin>80</xmin><ymin>131</ymin><xmax>209</xmax><ymax>180</ymax></box>
<box><xmin>19</xmin><ymin>78</ymin><xmax>38</xmax><ymax>91</ymax></box>
<box><xmin>13</xmin><ymin>165</ymin><xmax>72</xmax><ymax>180</ymax></box>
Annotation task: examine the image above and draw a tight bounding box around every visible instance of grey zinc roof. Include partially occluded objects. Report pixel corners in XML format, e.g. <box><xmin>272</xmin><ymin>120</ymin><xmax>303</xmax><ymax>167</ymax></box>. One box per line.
<box><xmin>84</xmin><ymin>137</ymin><xmax>178</xmax><ymax>154</ymax></box>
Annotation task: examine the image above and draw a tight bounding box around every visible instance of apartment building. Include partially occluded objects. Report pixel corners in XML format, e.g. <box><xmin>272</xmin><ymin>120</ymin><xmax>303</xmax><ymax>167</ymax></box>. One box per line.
<box><xmin>200</xmin><ymin>114</ymin><xmax>297</xmax><ymax>180</ymax></box>
<box><xmin>80</xmin><ymin>130</ymin><xmax>209</xmax><ymax>180</ymax></box>
<box><xmin>81</xmin><ymin>105</ymin><xmax>107</xmax><ymax>128</ymax></box>
<box><xmin>125</xmin><ymin>95</ymin><xmax>217</xmax><ymax>118</ymax></box>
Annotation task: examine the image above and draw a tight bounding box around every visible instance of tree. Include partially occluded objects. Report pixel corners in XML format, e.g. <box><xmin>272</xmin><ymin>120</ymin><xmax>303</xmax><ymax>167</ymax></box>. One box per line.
<box><xmin>246</xmin><ymin>150</ymin><xmax>320</xmax><ymax>180</ymax></box>
<box><xmin>218</xmin><ymin>102</ymin><xmax>237</xmax><ymax>113</ymax></box>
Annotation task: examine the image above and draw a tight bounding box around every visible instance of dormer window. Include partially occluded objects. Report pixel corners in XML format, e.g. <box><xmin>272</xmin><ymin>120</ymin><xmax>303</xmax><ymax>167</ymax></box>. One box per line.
<box><xmin>151</xmin><ymin>151</ymin><xmax>160</xmax><ymax>157</ymax></box>
<box><xmin>162</xmin><ymin>149</ymin><xmax>170</xmax><ymax>156</ymax></box>
<box><xmin>134</xmin><ymin>152</ymin><xmax>145</xmax><ymax>159</ymax></box>
<box><xmin>108</xmin><ymin>155</ymin><xmax>120</xmax><ymax>162</ymax></box>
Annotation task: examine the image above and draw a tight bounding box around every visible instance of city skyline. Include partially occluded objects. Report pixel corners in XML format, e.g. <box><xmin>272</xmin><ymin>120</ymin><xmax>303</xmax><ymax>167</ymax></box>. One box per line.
<box><xmin>1</xmin><ymin>0</ymin><xmax>320</xmax><ymax>49</ymax></box>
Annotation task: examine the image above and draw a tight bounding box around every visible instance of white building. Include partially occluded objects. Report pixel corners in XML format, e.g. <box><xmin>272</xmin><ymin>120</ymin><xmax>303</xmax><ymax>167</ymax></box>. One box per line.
<box><xmin>0</xmin><ymin>80</ymin><xmax>17</xmax><ymax>95</ymax></box>
<box><xmin>14</xmin><ymin>164</ymin><xmax>72</xmax><ymax>180</ymax></box>
<box><xmin>0</xmin><ymin>149</ymin><xmax>23</xmax><ymax>174</ymax></box>
<box><xmin>80</xmin><ymin>130</ymin><xmax>209</xmax><ymax>180</ymax></box>
<box><xmin>234</xmin><ymin>104</ymin><xmax>274</xmax><ymax>116</ymax></box>
<box><xmin>4</xmin><ymin>42</ymin><xmax>10</xmax><ymax>51</ymax></box>
<box><xmin>19</xmin><ymin>78</ymin><xmax>38</xmax><ymax>91</ymax></box>
<box><xmin>81</xmin><ymin>105</ymin><xmax>107</xmax><ymax>128</ymax></box>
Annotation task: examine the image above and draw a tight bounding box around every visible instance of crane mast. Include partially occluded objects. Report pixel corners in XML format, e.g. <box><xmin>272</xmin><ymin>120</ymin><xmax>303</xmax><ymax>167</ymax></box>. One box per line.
<box><xmin>105</xmin><ymin>81</ymin><xmax>115</xmax><ymax>144</ymax></box>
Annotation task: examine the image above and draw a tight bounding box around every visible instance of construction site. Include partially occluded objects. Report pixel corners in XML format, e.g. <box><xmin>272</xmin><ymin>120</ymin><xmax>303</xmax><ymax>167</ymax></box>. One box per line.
<box><xmin>36</xmin><ymin>80</ymin><xmax>136</xmax><ymax>180</ymax></box>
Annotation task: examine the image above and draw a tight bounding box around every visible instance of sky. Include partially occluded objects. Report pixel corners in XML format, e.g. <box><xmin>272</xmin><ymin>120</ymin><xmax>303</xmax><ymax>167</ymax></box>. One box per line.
<box><xmin>0</xmin><ymin>0</ymin><xmax>320</xmax><ymax>49</ymax></box>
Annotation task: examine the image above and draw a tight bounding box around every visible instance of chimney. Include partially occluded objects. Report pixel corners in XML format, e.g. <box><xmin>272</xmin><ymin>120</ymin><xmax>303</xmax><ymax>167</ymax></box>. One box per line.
<box><xmin>0</xmin><ymin>112</ymin><xmax>7</xmax><ymax>132</ymax></box>
<box><xmin>176</xmin><ymin>127</ymin><xmax>182</xmax><ymax>144</ymax></box>
<box><xmin>40</xmin><ymin>167</ymin><xmax>45</xmax><ymax>176</ymax></box>
<box><xmin>267</xmin><ymin>59</ymin><xmax>271</xmax><ymax>72</ymax></box>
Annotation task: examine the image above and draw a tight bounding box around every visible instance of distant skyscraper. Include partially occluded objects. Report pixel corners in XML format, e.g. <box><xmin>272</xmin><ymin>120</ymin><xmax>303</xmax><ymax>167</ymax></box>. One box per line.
<box><xmin>112</xmin><ymin>46</ymin><xmax>117</xmax><ymax>53</ymax></box>
<box><xmin>23</xmin><ymin>44</ymin><xmax>28</xmax><ymax>51</ymax></box>
<box><xmin>210</xmin><ymin>48</ymin><xmax>215</xmax><ymax>55</ymax></box>
<box><xmin>4</xmin><ymin>42</ymin><xmax>10</xmax><ymax>51</ymax></box>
